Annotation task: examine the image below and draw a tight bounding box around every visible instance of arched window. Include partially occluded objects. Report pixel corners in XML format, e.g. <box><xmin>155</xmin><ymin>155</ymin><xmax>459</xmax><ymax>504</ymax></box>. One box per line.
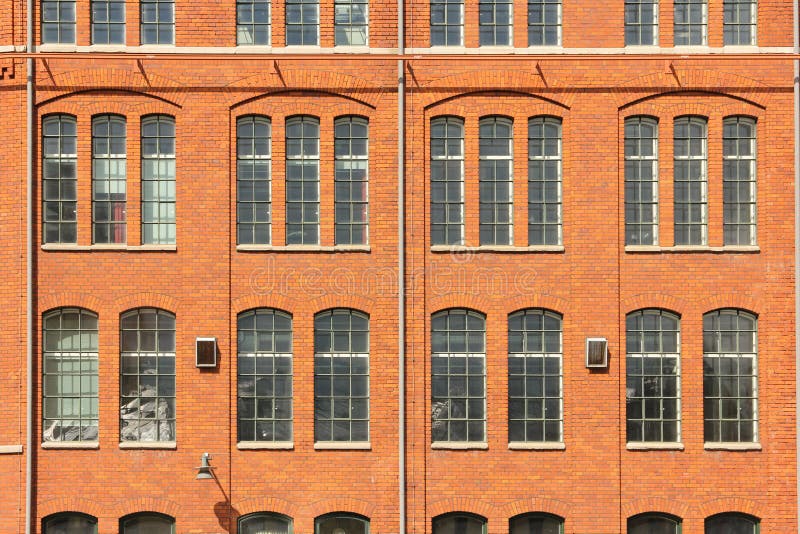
<box><xmin>285</xmin><ymin>116</ymin><xmax>320</xmax><ymax>245</ymax></box>
<box><xmin>703</xmin><ymin>310</ymin><xmax>758</xmax><ymax>443</ymax></box>
<box><xmin>141</xmin><ymin>115</ymin><xmax>176</xmax><ymax>244</ymax></box>
<box><xmin>431</xmin><ymin>309</ymin><xmax>486</xmax><ymax>443</ymax></box>
<box><xmin>430</xmin><ymin>117</ymin><xmax>465</xmax><ymax>245</ymax></box>
<box><xmin>624</xmin><ymin>116</ymin><xmax>658</xmax><ymax>245</ymax></box>
<box><xmin>673</xmin><ymin>116</ymin><xmax>707</xmax><ymax>245</ymax></box>
<box><xmin>722</xmin><ymin>116</ymin><xmax>757</xmax><ymax>245</ymax></box>
<box><xmin>120</xmin><ymin>308</ymin><xmax>176</xmax><ymax>442</ymax></box>
<box><xmin>528</xmin><ymin>117</ymin><xmax>562</xmax><ymax>246</ymax></box>
<box><xmin>315</xmin><ymin>513</ymin><xmax>369</xmax><ymax>534</ymax></box>
<box><xmin>92</xmin><ymin>114</ymin><xmax>127</xmax><ymax>244</ymax></box>
<box><xmin>432</xmin><ymin>513</ymin><xmax>487</xmax><ymax>534</ymax></box>
<box><xmin>508</xmin><ymin>309</ymin><xmax>563</xmax><ymax>443</ymax></box>
<box><xmin>479</xmin><ymin>116</ymin><xmax>513</xmax><ymax>246</ymax></box>
<box><xmin>237</xmin><ymin>309</ymin><xmax>293</xmax><ymax>442</ymax></box>
<box><xmin>628</xmin><ymin>513</ymin><xmax>681</xmax><ymax>534</ymax></box>
<box><xmin>510</xmin><ymin>512</ymin><xmax>564</xmax><ymax>534</ymax></box>
<box><xmin>239</xmin><ymin>512</ymin><xmax>293</xmax><ymax>534</ymax></box>
<box><xmin>120</xmin><ymin>512</ymin><xmax>175</xmax><ymax>534</ymax></box>
<box><xmin>626</xmin><ymin>309</ymin><xmax>680</xmax><ymax>443</ymax></box>
<box><xmin>43</xmin><ymin>308</ymin><xmax>99</xmax><ymax>442</ymax></box>
<box><xmin>314</xmin><ymin>309</ymin><xmax>369</xmax><ymax>442</ymax></box>
<box><xmin>705</xmin><ymin>513</ymin><xmax>759</xmax><ymax>534</ymax></box>
<box><xmin>43</xmin><ymin>512</ymin><xmax>98</xmax><ymax>534</ymax></box>
<box><xmin>237</xmin><ymin>116</ymin><xmax>272</xmax><ymax>245</ymax></box>
<box><xmin>334</xmin><ymin>117</ymin><xmax>369</xmax><ymax>245</ymax></box>
<box><xmin>42</xmin><ymin>115</ymin><xmax>78</xmax><ymax>244</ymax></box>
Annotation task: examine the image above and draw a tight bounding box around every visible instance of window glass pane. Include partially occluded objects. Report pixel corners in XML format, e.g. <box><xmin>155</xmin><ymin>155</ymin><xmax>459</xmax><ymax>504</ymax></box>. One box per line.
<box><xmin>42</xmin><ymin>116</ymin><xmax>78</xmax><ymax>244</ymax></box>
<box><xmin>240</xmin><ymin>513</ymin><xmax>292</xmax><ymax>534</ymax></box>
<box><xmin>430</xmin><ymin>0</ymin><xmax>463</xmax><ymax>45</ymax></box>
<box><xmin>673</xmin><ymin>117</ymin><xmax>707</xmax><ymax>245</ymax></box>
<box><xmin>628</xmin><ymin>514</ymin><xmax>680</xmax><ymax>534</ymax></box>
<box><xmin>433</xmin><ymin>514</ymin><xmax>486</xmax><ymax>534</ymax></box>
<box><xmin>237</xmin><ymin>0</ymin><xmax>271</xmax><ymax>44</ymax></box>
<box><xmin>431</xmin><ymin>117</ymin><xmax>464</xmax><ymax>245</ymax></box>
<box><xmin>510</xmin><ymin>514</ymin><xmax>563</xmax><ymax>534</ymax></box>
<box><xmin>44</xmin><ymin>513</ymin><xmax>98</xmax><ymax>534</ymax></box>
<box><xmin>140</xmin><ymin>0</ymin><xmax>174</xmax><ymax>43</ymax></box>
<box><xmin>722</xmin><ymin>117</ymin><xmax>756</xmax><ymax>245</ymax></box>
<box><xmin>705</xmin><ymin>513</ymin><xmax>758</xmax><ymax>534</ymax></box>
<box><xmin>141</xmin><ymin>116</ymin><xmax>176</xmax><ymax>244</ymax></box>
<box><xmin>528</xmin><ymin>117</ymin><xmax>562</xmax><ymax>245</ymax></box>
<box><xmin>528</xmin><ymin>0</ymin><xmax>561</xmax><ymax>45</ymax></box>
<box><xmin>122</xmin><ymin>514</ymin><xmax>174</xmax><ymax>534</ymax></box>
<box><xmin>238</xmin><ymin>117</ymin><xmax>272</xmax><ymax>244</ymax></box>
<box><xmin>316</xmin><ymin>515</ymin><xmax>368</xmax><ymax>534</ymax></box>
<box><xmin>335</xmin><ymin>117</ymin><xmax>369</xmax><ymax>244</ymax></box>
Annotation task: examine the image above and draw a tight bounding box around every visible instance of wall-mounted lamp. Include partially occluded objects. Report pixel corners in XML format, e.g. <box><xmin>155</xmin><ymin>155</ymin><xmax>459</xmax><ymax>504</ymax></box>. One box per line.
<box><xmin>196</xmin><ymin>452</ymin><xmax>214</xmax><ymax>480</ymax></box>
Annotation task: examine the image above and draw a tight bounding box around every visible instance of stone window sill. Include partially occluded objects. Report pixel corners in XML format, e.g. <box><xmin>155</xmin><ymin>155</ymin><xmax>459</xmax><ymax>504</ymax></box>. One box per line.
<box><xmin>431</xmin><ymin>441</ymin><xmax>488</xmax><ymax>450</ymax></box>
<box><xmin>314</xmin><ymin>441</ymin><xmax>371</xmax><ymax>450</ymax></box>
<box><xmin>42</xmin><ymin>441</ymin><xmax>99</xmax><ymax>449</ymax></box>
<box><xmin>0</xmin><ymin>445</ymin><xmax>23</xmax><ymax>454</ymax></box>
<box><xmin>42</xmin><ymin>244</ymin><xmax>177</xmax><ymax>252</ymax></box>
<box><xmin>627</xmin><ymin>442</ymin><xmax>684</xmax><ymax>451</ymax></box>
<box><xmin>431</xmin><ymin>245</ymin><xmax>564</xmax><ymax>253</ymax></box>
<box><xmin>508</xmin><ymin>441</ymin><xmax>565</xmax><ymax>450</ymax></box>
<box><xmin>238</xmin><ymin>441</ymin><xmax>294</xmax><ymax>450</ymax></box>
<box><xmin>625</xmin><ymin>245</ymin><xmax>759</xmax><ymax>253</ymax></box>
<box><xmin>704</xmin><ymin>442</ymin><xmax>762</xmax><ymax>451</ymax></box>
<box><xmin>237</xmin><ymin>244</ymin><xmax>370</xmax><ymax>253</ymax></box>
<box><xmin>119</xmin><ymin>441</ymin><xmax>176</xmax><ymax>450</ymax></box>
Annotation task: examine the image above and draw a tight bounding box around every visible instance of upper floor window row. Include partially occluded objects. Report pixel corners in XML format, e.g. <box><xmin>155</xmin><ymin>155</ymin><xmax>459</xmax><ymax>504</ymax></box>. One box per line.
<box><xmin>42</xmin><ymin>114</ymin><xmax>175</xmax><ymax>246</ymax></box>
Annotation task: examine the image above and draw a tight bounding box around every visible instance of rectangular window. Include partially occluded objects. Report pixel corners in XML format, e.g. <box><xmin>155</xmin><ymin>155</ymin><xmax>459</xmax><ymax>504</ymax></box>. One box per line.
<box><xmin>286</xmin><ymin>0</ymin><xmax>319</xmax><ymax>45</ymax></box>
<box><xmin>42</xmin><ymin>115</ymin><xmax>78</xmax><ymax>244</ymax></box>
<box><xmin>141</xmin><ymin>116</ymin><xmax>176</xmax><ymax>244</ymax></box>
<box><xmin>527</xmin><ymin>0</ymin><xmax>560</xmax><ymax>46</ymax></box>
<box><xmin>674</xmin><ymin>0</ymin><xmax>707</xmax><ymax>45</ymax></box>
<box><xmin>335</xmin><ymin>0</ymin><xmax>368</xmax><ymax>45</ymax></box>
<box><xmin>237</xmin><ymin>116</ymin><xmax>272</xmax><ymax>245</ymax></box>
<box><xmin>286</xmin><ymin>117</ymin><xmax>320</xmax><ymax>245</ymax></box>
<box><xmin>92</xmin><ymin>116</ymin><xmax>127</xmax><ymax>244</ymax></box>
<box><xmin>430</xmin><ymin>0</ymin><xmax>464</xmax><ymax>46</ymax></box>
<box><xmin>624</xmin><ymin>117</ymin><xmax>658</xmax><ymax>245</ymax></box>
<box><xmin>91</xmin><ymin>0</ymin><xmax>125</xmax><ymax>44</ymax></box>
<box><xmin>723</xmin><ymin>0</ymin><xmax>756</xmax><ymax>45</ymax></box>
<box><xmin>673</xmin><ymin>116</ymin><xmax>707</xmax><ymax>245</ymax></box>
<box><xmin>479</xmin><ymin>117</ymin><xmax>513</xmax><ymax>245</ymax></box>
<box><xmin>141</xmin><ymin>0</ymin><xmax>174</xmax><ymax>44</ymax></box>
<box><xmin>723</xmin><ymin>117</ymin><xmax>756</xmax><ymax>245</ymax></box>
<box><xmin>479</xmin><ymin>0</ymin><xmax>512</xmax><ymax>46</ymax></box>
<box><xmin>528</xmin><ymin>117</ymin><xmax>562</xmax><ymax>245</ymax></box>
<box><xmin>334</xmin><ymin>117</ymin><xmax>369</xmax><ymax>245</ymax></box>
<box><xmin>430</xmin><ymin>117</ymin><xmax>464</xmax><ymax>246</ymax></box>
<box><xmin>42</xmin><ymin>0</ymin><xmax>76</xmax><ymax>43</ymax></box>
<box><xmin>237</xmin><ymin>0</ymin><xmax>271</xmax><ymax>45</ymax></box>
<box><xmin>625</xmin><ymin>0</ymin><xmax>658</xmax><ymax>45</ymax></box>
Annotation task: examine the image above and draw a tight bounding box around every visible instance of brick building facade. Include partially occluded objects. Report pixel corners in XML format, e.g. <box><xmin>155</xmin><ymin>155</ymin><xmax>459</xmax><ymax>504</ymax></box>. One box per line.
<box><xmin>0</xmin><ymin>0</ymin><xmax>797</xmax><ymax>532</ymax></box>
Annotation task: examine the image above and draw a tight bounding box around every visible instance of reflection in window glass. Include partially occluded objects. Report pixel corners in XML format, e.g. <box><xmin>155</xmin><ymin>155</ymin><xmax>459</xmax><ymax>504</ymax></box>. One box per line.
<box><xmin>239</xmin><ymin>513</ymin><xmax>292</xmax><ymax>534</ymax></box>
<box><xmin>335</xmin><ymin>0</ymin><xmax>368</xmax><ymax>45</ymax></box>
<box><xmin>238</xmin><ymin>0</ymin><xmax>271</xmax><ymax>44</ymax></box>
<box><xmin>141</xmin><ymin>115</ymin><xmax>176</xmax><ymax>244</ymax></box>
<box><xmin>315</xmin><ymin>514</ymin><xmax>369</xmax><ymax>534</ymax></box>
<box><xmin>92</xmin><ymin>115</ymin><xmax>127</xmax><ymax>244</ymax></box>
<box><xmin>43</xmin><ymin>513</ymin><xmax>98</xmax><ymax>534</ymax></box>
<box><xmin>42</xmin><ymin>115</ymin><xmax>78</xmax><ymax>244</ymax></box>
<box><xmin>479</xmin><ymin>117</ymin><xmax>513</xmax><ymax>245</ymax></box>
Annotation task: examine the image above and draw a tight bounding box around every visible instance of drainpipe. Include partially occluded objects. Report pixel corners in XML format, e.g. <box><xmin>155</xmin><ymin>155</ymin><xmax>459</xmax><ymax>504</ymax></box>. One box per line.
<box><xmin>25</xmin><ymin>0</ymin><xmax>34</xmax><ymax>529</ymax></box>
<box><xmin>397</xmin><ymin>0</ymin><xmax>406</xmax><ymax>530</ymax></box>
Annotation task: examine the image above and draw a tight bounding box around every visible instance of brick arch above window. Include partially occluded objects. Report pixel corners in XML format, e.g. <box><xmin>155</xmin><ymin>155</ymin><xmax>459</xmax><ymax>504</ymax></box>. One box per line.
<box><xmin>40</xmin><ymin>293</ymin><xmax>104</xmax><ymax>315</ymax></box>
<box><xmin>621</xmin><ymin>497</ymin><xmax>691</xmax><ymax>521</ymax></box>
<box><xmin>112</xmin><ymin>498</ymin><xmax>181</xmax><ymax>521</ymax></box>
<box><xmin>112</xmin><ymin>293</ymin><xmax>180</xmax><ymax>315</ymax></box>
<box><xmin>424</xmin><ymin>90</ymin><xmax>570</xmax><ymax>116</ymax></box>
<box><xmin>231</xmin><ymin>497</ymin><xmax>300</xmax><ymax>520</ymax></box>
<box><xmin>303</xmin><ymin>498</ymin><xmax>375</xmax><ymax>520</ymax></box>
<box><xmin>697</xmin><ymin>498</ymin><xmax>762</xmax><ymax>521</ymax></box>
<box><xmin>428</xmin><ymin>498</ymin><xmax>494</xmax><ymax>520</ymax></box>
<box><xmin>501</xmin><ymin>497</ymin><xmax>571</xmax><ymax>522</ymax></box>
<box><xmin>39</xmin><ymin>498</ymin><xmax>104</xmax><ymax>520</ymax></box>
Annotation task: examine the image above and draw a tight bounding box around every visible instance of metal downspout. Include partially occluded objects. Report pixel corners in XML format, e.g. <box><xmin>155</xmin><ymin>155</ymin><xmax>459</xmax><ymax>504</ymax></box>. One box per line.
<box><xmin>397</xmin><ymin>0</ymin><xmax>406</xmax><ymax>529</ymax></box>
<box><xmin>25</xmin><ymin>0</ymin><xmax>34</xmax><ymax>529</ymax></box>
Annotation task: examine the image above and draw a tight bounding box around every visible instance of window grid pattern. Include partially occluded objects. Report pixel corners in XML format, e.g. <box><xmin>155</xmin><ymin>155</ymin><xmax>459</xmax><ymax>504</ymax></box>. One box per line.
<box><xmin>674</xmin><ymin>0</ymin><xmax>707</xmax><ymax>45</ymax></box>
<box><xmin>42</xmin><ymin>0</ymin><xmax>76</xmax><ymax>43</ymax></box>
<box><xmin>673</xmin><ymin>116</ymin><xmax>707</xmax><ymax>245</ymax></box>
<box><xmin>625</xmin><ymin>117</ymin><xmax>659</xmax><ymax>245</ymax></box>
<box><xmin>431</xmin><ymin>117</ymin><xmax>465</xmax><ymax>245</ymax></box>
<box><xmin>334</xmin><ymin>117</ymin><xmax>369</xmax><ymax>245</ymax></box>
<box><xmin>43</xmin><ymin>309</ymin><xmax>99</xmax><ymax>442</ymax></box>
<box><xmin>286</xmin><ymin>116</ymin><xmax>320</xmax><ymax>244</ymax></box>
<box><xmin>479</xmin><ymin>117</ymin><xmax>513</xmax><ymax>245</ymax></box>
<box><xmin>626</xmin><ymin>310</ymin><xmax>680</xmax><ymax>443</ymax></box>
<box><xmin>479</xmin><ymin>0</ymin><xmax>513</xmax><ymax>46</ymax></box>
<box><xmin>508</xmin><ymin>310</ymin><xmax>563</xmax><ymax>443</ymax></box>
<box><xmin>120</xmin><ymin>309</ymin><xmax>175</xmax><ymax>442</ymax></box>
<box><xmin>92</xmin><ymin>115</ymin><xmax>127</xmax><ymax>244</ymax></box>
<box><xmin>433</xmin><ymin>514</ymin><xmax>487</xmax><ymax>534</ymax></box>
<box><xmin>239</xmin><ymin>513</ymin><xmax>292</xmax><ymax>534</ymax></box>
<box><xmin>121</xmin><ymin>513</ymin><xmax>175</xmax><ymax>534</ymax></box>
<box><xmin>286</xmin><ymin>0</ymin><xmax>319</xmax><ymax>45</ymax></box>
<box><xmin>527</xmin><ymin>0</ymin><xmax>561</xmax><ymax>46</ymax></box>
<box><xmin>723</xmin><ymin>0</ymin><xmax>756</xmax><ymax>45</ymax></box>
<box><xmin>42</xmin><ymin>115</ymin><xmax>78</xmax><ymax>244</ymax></box>
<box><xmin>430</xmin><ymin>0</ymin><xmax>463</xmax><ymax>46</ymax></box>
<box><xmin>141</xmin><ymin>116</ymin><xmax>176</xmax><ymax>244</ymax></box>
<box><xmin>723</xmin><ymin>117</ymin><xmax>756</xmax><ymax>245</ymax></box>
<box><xmin>510</xmin><ymin>513</ymin><xmax>564</xmax><ymax>534</ymax></box>
<box><xmin>705</xmin><ymin>513</ymin><xmax>759</xmax><ymax>534</ymax></box>
<box><xmin>140</xmin><ymin>0</ymin><xmax>174</xmax><ymax>44</ymax></box>
<box><xmin>237</xmin><ymin>0</ymin><xmax>271</xmax><ymax>45</ymax></box>
<box><xmin>237</xmin><ymin>309</ymin><xmax>293</xmax><ymax>442</ymax></box>
<box><xmin>628</xmin><ymin>514</ymin><xmax>681</xmax><ymax>534</ymax></box>
<box><xmin>44</xmin><ymin>513</ymin><xmax>98</xmax><ymax>534</ymax></box>
<box><xmin>625</xmin><ymin>0</ymin><xmax>658</xmax><ymax>45</ymax></box>
<box><xmin>316</xmin><ymin>514</ymin><xmax>369</xmax><ymax>534</ymax></box>
<box><xmin>528</xmin><ymin>117</ymin><xmax>562</xmax><ymax>245</ymax></box>
<box><xmin>431</xmin><ymin>310</ymin><xmax>486</xmax><ymax>443</ymax></box>
<box><xmin>703</xmin><ymin>310</ymin><xmax>758</xmax><ymax>443</ymax></box>
<box><xmin>314</xmin><ymin>309</ymin><xmax>369</xmax><ymax>442</ymax></box>
<box><xmin>237</xmin><ymin>116</ymin><xmax>272</xmax><ymax>245</ymax></box>
<box><xmin>91</xmin><ymin>0</ymin><xmax>125</xmax><ymax>44</ymax></box>
<box><xmin>335</xmin><ymin>0</ymin><xmax>368</xmax><ymax>45</ymax></box>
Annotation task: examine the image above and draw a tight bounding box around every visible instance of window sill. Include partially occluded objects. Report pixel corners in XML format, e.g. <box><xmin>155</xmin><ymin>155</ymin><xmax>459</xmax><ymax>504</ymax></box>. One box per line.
<box><xmin>625</xmin><ymin>245</ymin><xmax>759</xmax><ymax>253</ymax></box>
<box><xmin>430</xmin><ymin>245</ymin><xmax>564</xmax><ymax>253</ymax></box>
<box><xmin>704</xmin><ymin>442</ymin><xmax>762</xmax><ymax>451</ymax></box>
<box><xmin>42</xmin><ymin>441</ymin><xmax>99</xmax><ymax>449</ymax></box>
<box><xmin>508</xmin><ymin>441</ymin><xmax>565</xmax><ymax>450</ymax></box>
<box><xmin>237</xmin><ymin>441</ymin><xmax>294</xmax><ymax>450</ymax></box>
<box><xmin>627</xmin><ymin>442</ymin><xmax>684</xmax><ymax>451</ymax></box>
<box><xmin>431</xmin><ymin>441</ymin><xmax>488</xmax><ymax>450</ymax></box>
<box><xmin>0</xmin><ymin>445</ymin><xmax>23</xmax><ymax>454</ymax></box>
<box><xmin>41</xmin><ymin>244</ymin><xmax>177</xmax><ymax>252</ymax></box>
<box><xmin>623</xmin><ymin>44</ymin><xmax>660</xmax><ymax>51</ymax></box>
<box><xmin>237</xmin><ymin>244</ymin><xmax>370</xmax><ymax>253</ymax></box>
<box><xmin>119</xmin><ymin>441</ymin><xmax>176</xmax><ymax>450</ymax></box>
<box><xmin>314</xmin><ymin>441</ymin><xmax>371</xmax><ymax>450</ymax></box>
